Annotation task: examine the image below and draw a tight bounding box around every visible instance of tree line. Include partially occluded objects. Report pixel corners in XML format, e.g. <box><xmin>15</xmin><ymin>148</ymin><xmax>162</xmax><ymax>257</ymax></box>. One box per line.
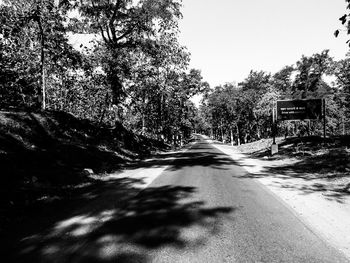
<box><xmin>2</xmin><ymin>0</ymin><xmax>350</xmax><ymax>147</ymax></box>
<box><xmin>0</xmin><ymin>0</ymin><xmax>208</xmax><ymax>144</ymax></box>
<box><xmin>198</xmin><ymin>50</ymin><xmax>350</xmax><ymax>145</ymax></box>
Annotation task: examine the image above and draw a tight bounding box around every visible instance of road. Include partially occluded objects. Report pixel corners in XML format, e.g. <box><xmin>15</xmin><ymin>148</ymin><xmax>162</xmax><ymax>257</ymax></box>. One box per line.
<box><xmin>135</xmin><ymin>135</ymin><xmax>349</xmax><ymax>262</ymax></box>
<box><xmin>15</xmin><ymin>135</ymin><xmax>349</xmax><ymax>263</ymax></box>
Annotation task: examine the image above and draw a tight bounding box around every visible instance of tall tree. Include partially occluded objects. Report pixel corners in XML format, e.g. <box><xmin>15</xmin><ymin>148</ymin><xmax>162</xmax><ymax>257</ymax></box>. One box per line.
<box><xmin>292</xmin><ymin>50</ymin><xmax>333</xmax><ymax>98</ymax></box>
<box><xmin>0</xmin><ymin>0</ymin><xmax>77</xmax><ymax>109</ymax></box>
<box><xmin>239</xmin><ymin>70</ymin><xmax>271</xmax><ymax>95</ymax></box>
<box><xmin>271</xmin><ymin>65</ymin><xmax>294</xmax><ymax>95</ymax></box>
<box><xmin>65</xmin><ymin>0</ymin><xmax>183</xmax><ymax>107</ymax></box>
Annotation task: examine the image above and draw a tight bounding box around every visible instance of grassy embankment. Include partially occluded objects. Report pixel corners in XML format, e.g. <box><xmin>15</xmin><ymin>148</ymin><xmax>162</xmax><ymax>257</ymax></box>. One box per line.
<box><xmin>0</xmin><ymin>110</ymin><xmax>168</xmax><ymax>234</ymax></box>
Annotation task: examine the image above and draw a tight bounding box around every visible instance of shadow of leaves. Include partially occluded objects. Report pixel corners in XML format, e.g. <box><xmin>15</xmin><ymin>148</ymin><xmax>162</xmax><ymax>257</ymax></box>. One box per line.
<box><xmin>12</xmin><ymin>185</ymin><xmax>233</xmax><ymax>263</ymax></box>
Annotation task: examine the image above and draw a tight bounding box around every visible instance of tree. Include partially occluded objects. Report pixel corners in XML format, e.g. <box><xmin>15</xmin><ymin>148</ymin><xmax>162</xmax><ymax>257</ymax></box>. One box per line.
<box><xmin>254</xmin><ymin>87</ymin><xmax>280</xmax><ymax>139</ymax></box>
<box><xmin>0</xmin><ymin>0</ymin><xmax>79</xmax><ymax>110</ymax></box>
<box><xmin>201</xmin><ymin>83</ymin><xmax>256</xmax><ymax>145</ymax></box>
<box><xmin>239</xmin><ymin>70</ymin><xmax>271</xmax><ymax>95</ymax></box>
<box><xmin>292</xmin><ymin>50</ymin><xmax>333</xmax><ymax>99</ymax></box>
<box><xmin>333</xmin><ymin>56</ymin><xmax>350</xmax><ymax>132</ymax></box>
<box><xmin>271</xmin><ymin>65</ymin><xmax>294</xmax><ymax>94</ymax></box>
<box><xmin>64</xmin><ymin>0</ymin><xmax>183</xmax><ymax>107</ymax></box>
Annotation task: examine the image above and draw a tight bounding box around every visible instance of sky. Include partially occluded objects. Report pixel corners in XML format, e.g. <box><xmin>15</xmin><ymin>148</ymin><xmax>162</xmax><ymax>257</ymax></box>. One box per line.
<box><xmin>178</xmin><ymin>0</ymin><xmax>350</xmax><ymax>88</ymax></box>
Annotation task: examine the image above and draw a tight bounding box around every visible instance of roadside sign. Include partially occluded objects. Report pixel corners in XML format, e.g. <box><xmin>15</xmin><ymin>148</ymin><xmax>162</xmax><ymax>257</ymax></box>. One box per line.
<box><xmin>276</xmin><ymin>99</ymin><xmax>323</xmax><ymax>121</ymax></box>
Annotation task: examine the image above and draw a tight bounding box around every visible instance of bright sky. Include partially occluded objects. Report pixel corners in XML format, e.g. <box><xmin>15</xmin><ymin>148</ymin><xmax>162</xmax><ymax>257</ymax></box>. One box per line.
<box><xmin>178</xmin><ymin>0</ymin><xmax>350</xmax><ymax>88</ymax></box>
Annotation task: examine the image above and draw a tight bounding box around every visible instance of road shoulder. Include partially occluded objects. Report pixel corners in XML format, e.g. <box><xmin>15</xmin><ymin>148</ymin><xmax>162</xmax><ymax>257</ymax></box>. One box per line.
<box><xmin>208</xmin><ymin>138</ymin><xmax>350</xmax><ymax>260</ymax></box>
<box><xmin>107</xmin><ymin>142</ymin><xmax>196</xmax><ymax>190</ymax></box>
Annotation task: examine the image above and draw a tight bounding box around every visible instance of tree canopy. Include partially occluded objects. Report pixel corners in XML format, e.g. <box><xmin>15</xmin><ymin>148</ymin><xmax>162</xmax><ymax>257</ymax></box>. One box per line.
<box><xmin>0</xmin><ymin>0</ymin><xmax>208</xmax><ymax>144</ymax></box>
<box><xmin>199</xmin><ymin>50</ymin><xmax>350</xmax><ymax>144</ymax></box>
<box><xmin>1</xmin><ymin>1</ymin><xmax>350</xmax><ymax>146</ymax></box>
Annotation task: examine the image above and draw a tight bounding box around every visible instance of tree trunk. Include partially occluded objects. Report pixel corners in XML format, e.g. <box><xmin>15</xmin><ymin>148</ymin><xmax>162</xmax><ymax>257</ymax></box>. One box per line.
<box><xmin>37</xmin><ymin>9</ymin><xmax>46</xmax><ymax>110</ymax></box>
<box><xmin>285</xmin><ymin>126</ymin><xmax>288</xmax><ymax>139</ymax></box>
<box><xmin>98</xmin><ymin>92</ymin><xmax>109</xmax><ymax>126</ymax></box>
<box><xmin>60</xmin><ymin>74</ymin><xmax>65</xmax><ymax>110</ymax></box>
<box><xmin>257</xmin><ymin>125</ymin><xmax>261</xmax><ymax>140</ymax></box>
<box><xmin>230</xmin><ymin>127</ymin><xmax>234</xmax><ymax>146</ymax></box>
<box><xmin>19</xmin><ymin>86</ymin><xmax>27</xmax><ymax>105</ymax></box>
<box><xmin>141</xmin><ymin>113</ymin><xmax>146</xmax><ymax>135</ymax></box>
<box><xmin>141</xmin><ymin>93</ymin><xmax>147</xmax><ymax>135</ymax></box>
<box><xmin>159</xmin><ymin>93</ymin><xmax>165</xmax><ymax>139</ymax></box>
<box><xmin>220</xmin><ymin>120</ymin><xmax>224</xmax><ymax>142</ymax></box>
<box><xmin>244</xmin><ymin>133</ymin><xmax>248</xmax><ymax>144</ymax></box>
<box><xmin>40</xmin><ymin>39</ymin><xmax>46</xmax><ymax>110</ymax></box>
<box><xmin>236</xmin><ymin>123</ymin><xmax>241</xmax><ymax>146</ymax></box>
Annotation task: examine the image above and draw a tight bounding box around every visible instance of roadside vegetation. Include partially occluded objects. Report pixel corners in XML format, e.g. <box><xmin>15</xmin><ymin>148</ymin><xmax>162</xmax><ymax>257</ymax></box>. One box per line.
<box><xmin>198</xmin><ymin>50</ymin><xmax>350</xmax><ymax>145</ymax></box>
<box><xmin>0</xmin><ymin>0</ymin><xmax>207</xmax><ymax>142</ymax></box>
<box><xmin>198</xmin><ymin>1</ymin><xmax>350</xmax><ymax>144</ymax></box>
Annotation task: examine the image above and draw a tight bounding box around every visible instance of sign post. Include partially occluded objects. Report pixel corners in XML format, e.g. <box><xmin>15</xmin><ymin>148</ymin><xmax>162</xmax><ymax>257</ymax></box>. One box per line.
<box><xmin>277</xmin><ymin>99</ymin><xmax>323</xmax><ymax>121</ymax></box>
<box><xmin>271</xmin><ymin>98</ymin><xmax>324</xmax><ymax>155</ymax></box>
<box><xmin>271</xmin><ymin>102</ymin><xmax>278</xmax><ymax>155</ymax></box>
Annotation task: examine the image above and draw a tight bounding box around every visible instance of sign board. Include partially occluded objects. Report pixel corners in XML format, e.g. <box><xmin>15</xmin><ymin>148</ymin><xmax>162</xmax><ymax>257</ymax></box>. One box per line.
<box><xmin>277</xmin><ymin>99</ymin><xmax>323</xmax><ymax>121</ymax></box>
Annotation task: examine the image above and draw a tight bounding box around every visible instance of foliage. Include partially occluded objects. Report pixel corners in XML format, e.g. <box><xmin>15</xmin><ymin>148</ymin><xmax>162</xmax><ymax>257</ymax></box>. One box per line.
<box><xmin>0</xmin><ymin>0</ymin><xmax>81</xmax><ymax>109</ymax></box>
<box><xmin>271</xmin><ymin>65</ymin><xmax>294</xmax><ymax>95</ymax></box>
<box><xmin>335</xmin><ymin>0</ymin><xmax>350</xmax><ymax>46</ymax></box>
<box><xmin>200</xmin><ymin>50</ymin><xmax>349</xmax><ymax>145</ymax></box>
<box><xmin>2</xmin><ymin>0</ymin><xmax>350</xmax><ymax>147</ymax></box>
<box><xmin>292</xmin><ymin>50</ymin><xmax>333</xmax><ymax>98</ymax></box>
<box><xmin>0</xmin><ymin>0</ymin><xmax>207</xmax><ymax>144</ymax></box>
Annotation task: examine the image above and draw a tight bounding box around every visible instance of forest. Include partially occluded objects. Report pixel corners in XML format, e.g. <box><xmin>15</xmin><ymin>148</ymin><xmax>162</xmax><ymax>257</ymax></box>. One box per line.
<box><xmin>0</xmin><ymin>0</ymin><xmax>208</xmax><ymax>145</ymax></box>
<box><xmin>1</xmin><ymin>0</ymin><xmax>350</xmax><ymax>148</ymax></box>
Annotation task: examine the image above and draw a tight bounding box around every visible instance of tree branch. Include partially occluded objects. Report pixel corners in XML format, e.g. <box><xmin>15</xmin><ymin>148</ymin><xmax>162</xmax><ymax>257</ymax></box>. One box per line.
<box><xmin>105</xmin><ymin>25</ymin><xmax>114</xmax><ymax>43</ymax></box>
<box><xmin>99</xmin><ymin>25</ymin><xmax>109</xmax><ymax>44</ymax></box>
<box><xmin>115</xmin><ymin>24</ymin><xmax>136</xmax><ymax>42</ymax></box>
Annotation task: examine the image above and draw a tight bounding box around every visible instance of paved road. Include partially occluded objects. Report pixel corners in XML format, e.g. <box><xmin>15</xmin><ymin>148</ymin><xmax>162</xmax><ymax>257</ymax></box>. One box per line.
<box><xmin>14</xmin><ymin>135</ymin><xmax>349</xmax><ymax>263</ymax></box>
<box><xmin>138</xmin><ymin>135</ymin><xmax>349</xmax><ymax>263</ymax></box>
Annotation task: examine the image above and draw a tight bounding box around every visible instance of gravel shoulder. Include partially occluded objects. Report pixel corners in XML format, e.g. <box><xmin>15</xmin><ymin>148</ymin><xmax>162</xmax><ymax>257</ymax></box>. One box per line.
<box><xmin>207</xmin><ymin>137</ymin><xmax>350</xmax><ymax>259</ymax></box>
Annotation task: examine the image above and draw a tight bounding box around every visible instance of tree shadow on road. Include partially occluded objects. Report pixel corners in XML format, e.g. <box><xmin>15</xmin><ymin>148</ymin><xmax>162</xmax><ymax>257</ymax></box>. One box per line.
<box><xmin>124</xmin><ymin>142</ymin><xmax>240</xmax><ymax>173</ymax></box>
<box><xmin>7</xmin><ymin>184</ymin><xmax>233</xmax><ymax>263</ymax></box>
<box><xmin>0</xmin><ymin>133</ymin><xmax>236</xmax><ymax>262</ymax></box>
<box><xmin>0</xmin><ymin>177</ymin><xmax>144</xmax><ymax>260</ymax></box>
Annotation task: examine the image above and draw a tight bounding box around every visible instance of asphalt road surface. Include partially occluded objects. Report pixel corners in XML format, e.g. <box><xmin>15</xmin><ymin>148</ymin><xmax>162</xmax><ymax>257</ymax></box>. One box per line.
<box><xmin>13</xmin><ymin>135</ymin><xmax>349</xmax><ymax>263</ymax></box>
<box><xmin>135</xmin><ymin>135</ymin><xmax>349</xmax><ymax>263</ymax></box>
